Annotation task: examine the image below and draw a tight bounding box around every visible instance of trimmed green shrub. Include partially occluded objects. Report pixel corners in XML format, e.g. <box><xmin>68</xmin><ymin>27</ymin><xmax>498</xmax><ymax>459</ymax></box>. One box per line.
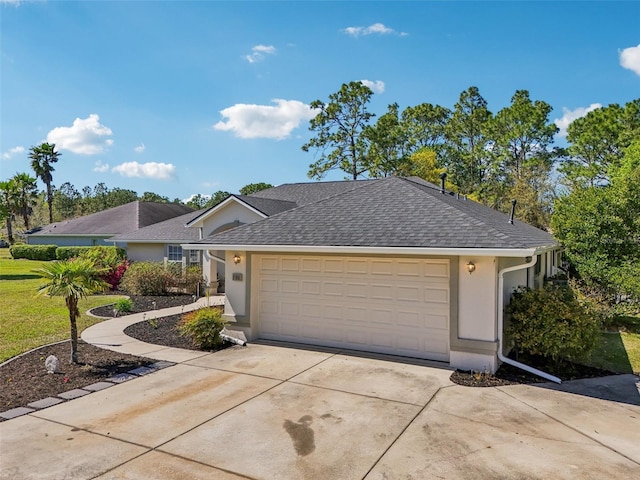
<box><xmin>178</xmin><ymin>307</ymin><xmax>226</xmax><ymax>349</ymax></box>
<box><xmin>114</xmin><ymin>298</ymin><xmax>133</xmax><ymax>314</ymax></box>
<box><xmin>56</xmin><ymin>246</ymin><xmax>91</xmax><ymax>260</ymax></box>
<box><xmin>10</xmin><ymin>244</ymin><xmax>57</xmax><ymax>261</ymax></box>
<box><xmin>506</xmin><ymin>285</ymin><xmax>601</xmax><ymax>367</ymax></box>
<box><xmin>120</xmin><ymin>261</ymin><xmax>174</xmax><ymax>295</ymax></box>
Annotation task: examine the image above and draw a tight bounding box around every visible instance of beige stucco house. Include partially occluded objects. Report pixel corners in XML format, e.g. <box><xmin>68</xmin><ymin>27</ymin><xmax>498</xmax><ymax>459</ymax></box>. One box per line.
<box><xmin>179</xmin><ymin>176</ymin><xmax>561</xmax><ymax>374</ymax></box>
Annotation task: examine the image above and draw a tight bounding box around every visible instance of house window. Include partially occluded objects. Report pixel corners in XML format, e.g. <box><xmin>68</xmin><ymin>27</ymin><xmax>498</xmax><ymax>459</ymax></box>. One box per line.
<box><xmin>167</xmin><ymin>245</ymin><xmax>183</xmax><ymax>262</ymax></box>
<box><xmin>188</xmin><ymin>249</ymin><xmax>200</xmax><ymax>265</ymax></box>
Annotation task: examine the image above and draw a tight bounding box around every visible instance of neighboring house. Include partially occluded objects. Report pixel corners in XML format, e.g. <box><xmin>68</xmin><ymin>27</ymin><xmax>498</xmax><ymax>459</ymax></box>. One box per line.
<box><xmin>181</xmin><ymin>176</ymin><xmax>561</xmax><ymax>373</ymax></box>
<box><xmin>26</xmin><ymin>201</ymin><xmax>194</xmax><ymax>247</ymax></box>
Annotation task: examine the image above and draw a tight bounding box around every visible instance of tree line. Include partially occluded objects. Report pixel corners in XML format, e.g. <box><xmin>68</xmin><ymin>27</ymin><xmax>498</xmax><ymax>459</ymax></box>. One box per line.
<box><xmin>0</xmin><ymin>144</ymin><xmax>273</xmax><ymax>244</ymax></box>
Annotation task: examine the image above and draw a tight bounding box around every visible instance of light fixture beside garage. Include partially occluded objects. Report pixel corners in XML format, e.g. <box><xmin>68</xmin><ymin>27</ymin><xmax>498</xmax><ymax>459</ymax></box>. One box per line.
<box><xmin>466</xmin><ymin>261</ymin><xmax>476</xmax><ymax>274</ymax></box>
<box><xmin>233</xmin><ymin>254</ymin><xmax>241</xmax><ymax>265</ymax></box>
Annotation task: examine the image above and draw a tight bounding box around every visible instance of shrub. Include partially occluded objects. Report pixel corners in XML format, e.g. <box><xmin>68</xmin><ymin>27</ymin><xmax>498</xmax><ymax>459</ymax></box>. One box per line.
<box><xmin>56</xmin><ymin>246</ymin><xmax>90</xmax><ymax>260</ymax></box>
<box><xmin>120</xmin><ymin>261</ymin><xmax>174</xmax><ymax>295</ymax></box>
<box><xmin>79</xmin><ymin>247</ymin><xmax>128</xmax><ymax>290</ymax></box>
<box><xmin>506</xmin><ymin>285</ymin><xmax>601</xmax><ymax>368</ymax></box>
<box><xmin>178</xmin><ymin>307</ymin><xmax>226</xmax><ymax>349</ymax></box>
<box><xmin>114</xmin><ymin>298</ymin><xmax>133</xmax><ymax>314</ymax></box>
<box><xmin>10</xmin><ymin>244</ymin><xmax>57</xmax><ymax>261</ymax></box>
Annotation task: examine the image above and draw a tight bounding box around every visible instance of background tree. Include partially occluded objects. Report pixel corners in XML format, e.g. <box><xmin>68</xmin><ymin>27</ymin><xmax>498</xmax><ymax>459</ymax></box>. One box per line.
<box><xmin>35</xmin><ymin>258</ymin><xmax>107</xmax><ymax>363</ymax></box>
<box><xmin>53</xmin><ymin>182</ymin><xmax>81</xmax><ymax>220</ymax></box>
<box><xmin>400</xmin><ymin>102</ymin><xmax>451</xmax><ymax>160</ymax></box>
<box><xmin>29</xmin><ymin>142</ymin><xmax>61</xmax><ymax>224</ymax></box>
<box><xmin>140</xmin><ymin>191</ymin><xmax>170</xmax><ymax>203</ymax></box>
<box><xmin>10</xmin><ymin>173</ymin><xmax>38</xmax><ymax>230</ymax></box>
<box><xmin>105</xmin><ymin>188</ymin><xmax>138</xmax><ymax>208</ymax></box>
<box><xmin>443</xmin><ymin>86</ymin><xmax>493</xmax><ymax>195</ymax></box>
<box><xmin>365</xmin><ymin>103</ymin><xmax>411</xmax><ymax>177</ymax></box>
<box><xmin>185</xmin><ymin>194</ymin><xmax>209</xmax><ymax>210</ymax></box>
<box><xmin>552</xmin><ymin>141</ymin><xmax>640</xmax><ymax>302</ymax></box>
<box><xmin>560</xmin><ymin>99</ymin><xmax>640</xmax><ymax>189</ymax></box>
<box><xmin>206</xmin><ymin>190</ymin><xmax>231</xmax><ymax>208</ymax></box>
<box><xmin>239</xmin><ymin>182</ymin><xmax>274</xmax><ymax>195</ymax></box>
<box><xmin>303</xmin><ymin>81</ymin><xmax>375</xmax><ymax>180</ymax></box>
<box><xmin>0</xmin><ymin>180</ymin><xmax>17</xmax><ymax>243</ymax></box>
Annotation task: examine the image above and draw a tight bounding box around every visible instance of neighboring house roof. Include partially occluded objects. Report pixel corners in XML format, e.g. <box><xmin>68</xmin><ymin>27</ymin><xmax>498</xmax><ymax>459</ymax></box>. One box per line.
<box><xmin>110</xmin><ymin>208</ymin><xmax>206</xmax><ymax>243</ymax></box>
<box><xmin>191</xmin><ymin>176</ymin><xmax>557</xmax><ymax>254</ymax></box>
<box><xmin>27</xmin><ymin>202</ymin><xmax>194</xmax><ymax>237</ymax></box>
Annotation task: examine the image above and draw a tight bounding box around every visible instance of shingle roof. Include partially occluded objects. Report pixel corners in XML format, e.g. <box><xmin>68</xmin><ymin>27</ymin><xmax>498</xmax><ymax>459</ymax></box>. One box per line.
<box><xmin>249</xmin><ymin>179</ymin><xmax>376</xmax><ymax>206</ymax></box>
<box><xmin>110</xmin><ymin>208</ymin><xmax>206</xmax><ymax>242</ymax></box>
<box><xmin>193</xmin><ymin>176</ymin><xmax>556</xmax><ymax>250</ymax></box>
<box><xmin>234</xmin><ymin>195</ymin><xmax>297</xmax><ymax>216</ymax></box>
<box><xmin>28</xmin><ymin>202</ymin><xmax>194</xmax><ymax>237</ymax></box>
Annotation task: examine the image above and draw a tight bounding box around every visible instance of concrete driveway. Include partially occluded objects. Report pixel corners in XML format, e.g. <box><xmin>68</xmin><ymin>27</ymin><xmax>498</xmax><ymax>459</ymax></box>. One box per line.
<box><xmin>1</xmin><ymin>342</ymin><xmax>639</xmax><ymax>480</ymax></box>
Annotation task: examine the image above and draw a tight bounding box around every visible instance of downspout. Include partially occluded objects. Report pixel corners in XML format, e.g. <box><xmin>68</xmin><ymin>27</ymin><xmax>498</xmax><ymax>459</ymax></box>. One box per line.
<box><xmin>498</xmin><ymin>255</ymin><xmax>562</xmax><ymax>384</ymax></box>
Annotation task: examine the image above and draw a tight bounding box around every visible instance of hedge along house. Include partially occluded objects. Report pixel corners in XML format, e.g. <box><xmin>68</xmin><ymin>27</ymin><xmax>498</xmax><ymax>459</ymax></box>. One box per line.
<box><xmin>26</xmin><ymin>201</ymin><xmax>194</xmax><ymax>247</ymax></box>
<box><xmin>184</xmin><ymin>176</ymin><xmax>562</xmax><ymax>374</ymax></box>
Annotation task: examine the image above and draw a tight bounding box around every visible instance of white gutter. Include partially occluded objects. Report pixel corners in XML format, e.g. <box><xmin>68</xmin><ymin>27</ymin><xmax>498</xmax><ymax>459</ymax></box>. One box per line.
<box><xmin>498</xmin><ymin>255</ymin><xmax>562</xmax><ymax>384</ymax></box>
<box><xmin>204</xmin><ymin>250</ymin><xmax>225</xmax><ymax>264</ymax></box>
<box><xmin>184</xmin><ymin>244</ymin><xmax>558</xmax><ymax>258</ymax></box>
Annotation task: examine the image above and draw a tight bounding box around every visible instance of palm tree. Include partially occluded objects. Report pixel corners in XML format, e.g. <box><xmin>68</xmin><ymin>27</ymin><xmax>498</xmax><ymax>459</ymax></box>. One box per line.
<box><xmin>10</xmin><ymin>172</ymin><xmax>38</xmax><ymax>230</ymax></box>
<box><xmin>35</xmin><ymin>259</ymin><xmax>107</xmax><ymax>363</ymax></box>
<box><xmin>0</xmin><ymin>179</ymin><xmax>17</xmax><ymax>244</ymax></box>
<box><xmin>29</xmin><ymin>143</ymin><xmax>61</xmax><ymax>224</ymax></box>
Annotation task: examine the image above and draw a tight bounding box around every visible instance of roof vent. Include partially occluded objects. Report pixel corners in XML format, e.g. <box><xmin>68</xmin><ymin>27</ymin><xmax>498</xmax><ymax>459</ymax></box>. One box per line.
<box><xmin>508</xmin><ymin>199</ymin><xmax>517</xmax><ymax>224</ymax></box>
<box><xmin>439</xmin><ymin>172</ymin><xmax>447</xmax><ymax>194</ymax></box>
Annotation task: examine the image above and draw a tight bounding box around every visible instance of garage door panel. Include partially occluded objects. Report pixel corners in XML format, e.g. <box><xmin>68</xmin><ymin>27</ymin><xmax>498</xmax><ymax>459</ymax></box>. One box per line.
<box><xmin>255</xmin><ymin>255</ymin><xmax>450</xmax><ymax>362</ymax></box>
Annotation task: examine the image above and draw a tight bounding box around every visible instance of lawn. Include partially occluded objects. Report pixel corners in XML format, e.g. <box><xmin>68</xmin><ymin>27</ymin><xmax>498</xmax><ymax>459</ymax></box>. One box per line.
<box><xmin>587</xmin><ymin>315</ymin><xmax>640</xmax><ymax>374</ymax></box>
<box><xmin>0</xmin><ymin>249</ymin><xmax>125</xmax><ymax>362</ymax></box>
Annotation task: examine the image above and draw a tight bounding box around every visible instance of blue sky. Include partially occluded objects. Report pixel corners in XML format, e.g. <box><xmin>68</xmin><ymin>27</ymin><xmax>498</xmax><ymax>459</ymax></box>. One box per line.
<box><xmin>1</xmin><ymin>1</ymin><xmax>639</xmax><ymax>202</ymax></box>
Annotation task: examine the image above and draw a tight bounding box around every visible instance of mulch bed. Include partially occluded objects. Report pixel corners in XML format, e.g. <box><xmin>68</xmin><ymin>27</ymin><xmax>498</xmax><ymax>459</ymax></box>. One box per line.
<box><xmin>0</xmin><ymin>295</ymin><xmax>210</xmax><ymax>418</ymax></box>
<box><xmin>450</xmin><ymin>353</ymin><xmax>616</xmax><ymax>387</ymax></box>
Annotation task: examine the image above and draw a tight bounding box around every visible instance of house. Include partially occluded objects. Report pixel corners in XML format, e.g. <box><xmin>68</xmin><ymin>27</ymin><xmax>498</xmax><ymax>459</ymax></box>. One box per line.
<box><xmin>179</xmin><ymin>176</ymin><xmax>560</xmax><ymax>373</ymax></box>
<box><xmin>26</xmin><ymin>201</ymin><xmax>194</xmax><ymax>247</ymax></box>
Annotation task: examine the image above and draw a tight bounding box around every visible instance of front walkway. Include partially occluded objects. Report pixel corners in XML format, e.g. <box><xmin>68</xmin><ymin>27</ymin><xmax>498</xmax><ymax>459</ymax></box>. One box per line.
<box><xmin>81</xmin><ymin>295</ymin><xmax>226</xmax><ymax>363</ymax></box>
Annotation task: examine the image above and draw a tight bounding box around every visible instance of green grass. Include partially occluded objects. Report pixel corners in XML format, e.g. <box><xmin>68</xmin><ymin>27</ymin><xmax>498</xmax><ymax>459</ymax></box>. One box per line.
<box><xmin>0</xmin><ymin>249</ymin><xmax>125</xmax><ymax>362</ymax></box>
<box><xmin>587</xmin><ymin>315</ymin><xmax>640</xmax><ymax>374</ymax></box>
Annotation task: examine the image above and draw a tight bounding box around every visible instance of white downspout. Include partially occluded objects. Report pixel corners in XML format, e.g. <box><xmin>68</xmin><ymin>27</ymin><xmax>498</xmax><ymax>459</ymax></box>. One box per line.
<box><xmin>498</xmin><ymin>255</ymin><xmax>562</xmax><ymax>384</ymax></box>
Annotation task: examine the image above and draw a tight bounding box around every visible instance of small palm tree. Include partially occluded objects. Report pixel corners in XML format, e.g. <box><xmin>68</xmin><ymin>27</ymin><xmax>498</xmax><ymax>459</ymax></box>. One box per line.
<box><xmin>35</xmin><ymin>259</ymin><xmax>107</xmax><ymax>363</ymax></box>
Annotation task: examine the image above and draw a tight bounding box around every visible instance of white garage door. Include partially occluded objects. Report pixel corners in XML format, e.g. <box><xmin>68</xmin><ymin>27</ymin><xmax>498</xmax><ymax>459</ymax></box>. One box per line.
<box><xmin>254</xmin><ymin>255</ymin><xmax>450</xmax><ymax>361</ymax></box>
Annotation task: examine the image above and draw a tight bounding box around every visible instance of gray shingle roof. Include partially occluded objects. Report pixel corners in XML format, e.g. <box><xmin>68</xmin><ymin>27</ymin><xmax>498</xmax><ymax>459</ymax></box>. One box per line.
<box><xmin>234</xmin><ymin>195</ymin><xmax>297</xmax><ymax>216</ymax></box>
<box><xmin>249</xmin><ymin>179</ymin><xmax>376</xmax><ymax>206</ymax></box>
<box><xmin>111</xmin><ymin>208</ymin><xmax>206</xmax><ymax>242</ymax></box>
<box><xmin>28</xmin><ymin>202</ymin><xmax>194</xmax><ymax>236</ymax></box>
<box><xmin>193</xmin><ymin>176</ymin><xmax>556</xmax><ymax>250</ymax></box>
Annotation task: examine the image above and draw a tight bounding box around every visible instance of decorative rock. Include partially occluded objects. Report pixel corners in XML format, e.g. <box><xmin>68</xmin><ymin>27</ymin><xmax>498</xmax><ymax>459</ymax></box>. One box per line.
<box><xmin>45</xmin><ymin>355</ymin><xmax>59</xmax><ymax>374</ymax></box>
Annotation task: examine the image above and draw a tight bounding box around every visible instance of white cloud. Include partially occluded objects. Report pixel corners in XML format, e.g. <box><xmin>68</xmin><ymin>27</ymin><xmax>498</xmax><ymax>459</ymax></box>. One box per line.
<box><xmin>620</xmin><ymin>44</ymin><xmax>640</xmax><ymax>75</ymax></box>
<box><xmin>2</xmin><ymin>146</ymin><xmax>25</xmax><ymax>159</ymax></box>
<box><xmin>93</xmin><ymin>160</ymin><xmax>110</xmax><ymax>173</ymax></box>
<box><xmin>342</xmin><ymin>23</ymin><xmax>406</xmax><ymax>38</ymax></box>
<box><xmin>360</xmin><ymin>79</ymin><xmax>385</xmax><ymax>94</ymax></box>
<box><xmin>213</xmin><ymin>99</ymin><xmax>316</xmax><ymax>139</ymax></box>
<box><xmin>245</xmin><ymin>44</ymin><xmax>276</xmax><ymax>63</ymax></box>
<box><xmin>112</xmin><ymin>161</ymin><xmax>176</xmax><ymax>180</ymax></box>
<box><xmin>46</xmin><ymin>114</ymin><xmax>113</xmax><ymax>155</ymax></box>
<box><xmin>134</xmin><ymin>143</ymin><xmax>145</xmax><ymax>153</ymax></box>
<box><xmin>0</xmin><ymin>0</ymin><xmax>22</xmax><ymax>5</ymax></box>
<box><xmin>554</xmin><ymin>103</ymin><xmax>603</xmax><ymax>137</ymax></box>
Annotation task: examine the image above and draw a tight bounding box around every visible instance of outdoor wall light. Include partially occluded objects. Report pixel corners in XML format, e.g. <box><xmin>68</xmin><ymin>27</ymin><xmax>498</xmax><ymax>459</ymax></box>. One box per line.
<box><xmin>233</xmin><ymin>254</ymin><xmax>241</xmax><ymax>265</ymax></box>
<box><xmin>466</xmin><ymin>261</ymin><xmax>476</xmax><ymax>274</ymax></box>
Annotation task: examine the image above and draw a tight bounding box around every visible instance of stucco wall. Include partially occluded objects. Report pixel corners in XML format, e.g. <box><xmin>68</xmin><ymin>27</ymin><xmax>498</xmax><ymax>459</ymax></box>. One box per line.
<box><xmin>126</xmin><ymin>243</ymin><xmax>166</xmax><ymax>262</ymax></box>
<box><xmin>456</xmin><ymin>256</ymin><xmax>497</xmax><ymax>342</ymax></box>
<box><xmin>222</xmin><ymin>250</ymin><xmax>248</xmax><ymax>324</ymax></box>
<box><xmin>200</xmin><ymin>202</ymin><xmax>264</xmax><ymax>237</ymax></box>
<box><xmin>27</xmin><ymin>236</ymin><xmax>108</xmax><ymax>246</ymax></box>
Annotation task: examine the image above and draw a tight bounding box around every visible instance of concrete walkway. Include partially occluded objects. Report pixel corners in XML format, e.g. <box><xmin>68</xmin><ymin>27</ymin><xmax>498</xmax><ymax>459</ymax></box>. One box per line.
<box><xmin>1</xmin><ymin>299</ymin><xmax>639</xmax><ymax>479</ymax></box>
<box><xmin>81</xmin><ymin>295</ymin><xmax>226</xmax><ymax>363</ymax></box>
